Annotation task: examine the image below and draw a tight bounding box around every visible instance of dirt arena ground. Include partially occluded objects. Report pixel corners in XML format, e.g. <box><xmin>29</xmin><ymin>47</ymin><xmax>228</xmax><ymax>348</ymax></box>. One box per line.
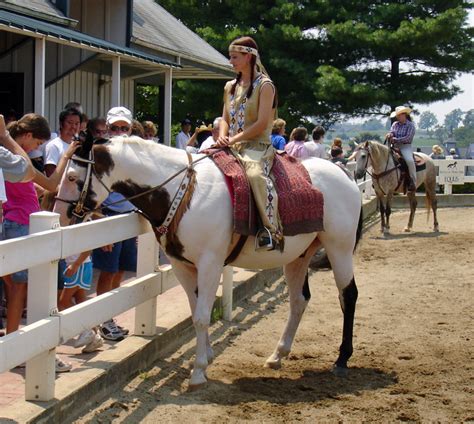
<box><xmin>75</xmin><ymin>207</ymin><xmax>473</xmax><ymax>423</ymax></box>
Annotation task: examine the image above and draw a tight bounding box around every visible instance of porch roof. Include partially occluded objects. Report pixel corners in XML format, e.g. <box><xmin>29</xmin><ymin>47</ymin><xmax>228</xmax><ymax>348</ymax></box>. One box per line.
<box><xmin>0</xmin><ymin>9</ymin><xmax>179</xmax><ymax>69</ymax></box>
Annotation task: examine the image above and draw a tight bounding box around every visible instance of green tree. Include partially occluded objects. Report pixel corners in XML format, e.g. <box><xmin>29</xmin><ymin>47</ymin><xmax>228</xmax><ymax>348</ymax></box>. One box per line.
<box><xmin>433</xmin><ymin>125</ymin><xmax>448</xmax><ymax>143</ymax></box>
<box><xmin>362</xmin><ymin>118</ymin><xmax>384</xmax><ymax>131</ymax></box>
<box><xmin>444</xmin><ymin>108</ymin><xmax>464</xmax><ymax>135</ymax></box>
<box><xmin>158</xmin><ymin>0</ymin><xmax>474</xmax><ymax>127</ymax></box>
<box><xmin>354</xmin><ymin>132</ymin><xmax>382</xmax><ymax>143</ymax></box>
<box><xmin>418</xmin><ymin>111</ymin><xmax>438</xmax><ymax>133</ymax></box>
<box><xmin>462</xmin><ymin>109</ymin><xmax>474</xmax><ymax>128</ymax></box>
<box><xmin>453</xmin><ymin>126</ymin><xmax>474</xmax><ymax>147</ymax></box>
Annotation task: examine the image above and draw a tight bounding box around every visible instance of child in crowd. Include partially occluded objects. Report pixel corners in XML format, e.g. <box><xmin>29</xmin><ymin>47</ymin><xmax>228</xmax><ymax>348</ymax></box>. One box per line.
<box><xmin>59</xmin><ymin>250</ymin><xmax>104</xmax><ymax>353</ymax></box>
<box><xmin>284</xmin><ymin>127</ymin><xmax>309</xmax><ymax>160</ymax></box>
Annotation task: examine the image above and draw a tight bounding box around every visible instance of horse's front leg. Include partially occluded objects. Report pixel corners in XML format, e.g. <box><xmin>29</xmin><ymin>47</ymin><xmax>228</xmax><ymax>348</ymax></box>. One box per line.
<box><xmin>405</xmin><ymin>191</ymin><xmax>417</xmax><ymax>232</ymax></box>
<box><xmin>265</xmin><ymin>238</ymin><xmax>321</xmax><ymax>370</ymax></box>
<box><xmin>378</xmin><ymin>195</ymin><xmax>389</xmax><ymax>234</ymax></box>
<box><xmin>385</xmin><ymin>192</ymin><xmax>393</xmax><ymax>231</ymax></box>
<box><xmin>189</xmin><ymin>254</ymin><xmax>224</xmax><ymax>389</ymax></box>
<box><xmin>170</xmin><ymin>260</ymin><xmax>214</xmax><ymax>363</ymax></box>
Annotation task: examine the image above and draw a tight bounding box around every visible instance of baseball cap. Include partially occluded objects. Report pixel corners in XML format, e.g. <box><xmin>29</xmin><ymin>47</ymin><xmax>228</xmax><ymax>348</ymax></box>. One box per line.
<box><xmin>107</xmin><ymin>106</ymin><xmax>132</xmax><ymax>125</ymax></box>
<box><xmin>181</xmin><ymin>118</ymin><xmax>192</xmax><ymax>126</ymax></box>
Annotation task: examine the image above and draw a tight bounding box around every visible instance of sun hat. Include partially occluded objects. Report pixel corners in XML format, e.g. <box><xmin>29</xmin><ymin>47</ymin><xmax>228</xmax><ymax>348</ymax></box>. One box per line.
<box><xmin>106</xmin><ymin>106</ymin><xmax>132</xmax><ymax>125</ymax></box>
<box><xmin>390</xmin><ymin>106</ymin><xmax>412</xmax><ymax>118</ymax></box>
<box><xmin>432</xmin><ymin>145</ymin><xmax>443</xmax><ymax>155</ymax></box>
<box><xmin>196</xmin><ymin>124</ymin><xmax>213</xmax><ymax>133</ymax></box>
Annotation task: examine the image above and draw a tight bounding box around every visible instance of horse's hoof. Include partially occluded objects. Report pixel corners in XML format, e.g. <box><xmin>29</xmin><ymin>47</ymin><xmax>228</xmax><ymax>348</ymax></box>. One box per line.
<box><xmin>434</xmin><ymin>226</ymin><xmax>439</xmax><ymax>233</ymax></box>
<box><xmin>332</xmin><ymin>365</ymin><xmax>349</xmax><ymax>378</ymax></box>
<box><xmin>187</xmin><ymin>381</ymin><xmax>207</xmax><ymax>392</ymax></box>
<box><xmin>404</xmin><ymin>227</ymin><xmax>411</xmax><ymax>232</ymax></box>
<box><xmin>264</xmin><ymin>358</ymin><xmax>282</xmax><ymax>370</ymax></box>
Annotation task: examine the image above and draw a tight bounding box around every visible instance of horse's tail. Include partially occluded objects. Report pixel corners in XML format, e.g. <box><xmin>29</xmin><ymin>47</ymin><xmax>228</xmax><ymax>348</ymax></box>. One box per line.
<box><xmin>354</xmin><ymin>205</ymin><xmax>363</xmax><ymax>252</ymax></box>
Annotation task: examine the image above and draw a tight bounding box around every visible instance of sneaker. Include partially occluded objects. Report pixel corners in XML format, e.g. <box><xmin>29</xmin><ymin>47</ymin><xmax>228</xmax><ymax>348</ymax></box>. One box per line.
<box><xmin>112</xmin><ymin>319</ymin><xmax>129</xmax><ymax>336</ymax></box>
<box><xmin>74</xmin><ymin>329</ymin><xmax>95</xmax><ymax>348</ymax></box>
<box><xmin>55</xmin><ymin>357</ymin><xmax>72</xmax><ymax>373</ymax></box>
<box><xmin>82</xmin><ymin>333</ymin><xmax>104</xmax><ymax>353</ymax></box>
<box><xmin>99</xmin><ymin>320</ymin><xmax>125</xmax><ymax>341</ymax></box>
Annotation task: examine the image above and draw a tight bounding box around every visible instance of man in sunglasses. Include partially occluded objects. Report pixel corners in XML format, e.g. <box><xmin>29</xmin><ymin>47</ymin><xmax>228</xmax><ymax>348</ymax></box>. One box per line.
<box><xmin>92</xmin><ymin>106</ymin><xmax>137</xmax><ymax>342</ymax></box>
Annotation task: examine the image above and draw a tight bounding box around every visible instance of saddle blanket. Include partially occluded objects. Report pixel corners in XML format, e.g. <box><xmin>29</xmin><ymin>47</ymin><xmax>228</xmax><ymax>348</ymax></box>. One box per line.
<box><xmin>208</xmin><ymin>148</ymin><xmax>324</xmax><ymax>236</ymax></box>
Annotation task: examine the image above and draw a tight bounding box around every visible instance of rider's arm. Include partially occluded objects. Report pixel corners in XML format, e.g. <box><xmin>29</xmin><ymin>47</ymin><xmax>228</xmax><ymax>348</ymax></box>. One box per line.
<box><xmin>228</xmin><ymin>83</ymin><xmax>275</xmax><ymax>145</ymax></box>
<box><xmin>218</xmin><ymin>104</ymin><xmax>230</xmax><ymax>143</ymax></box>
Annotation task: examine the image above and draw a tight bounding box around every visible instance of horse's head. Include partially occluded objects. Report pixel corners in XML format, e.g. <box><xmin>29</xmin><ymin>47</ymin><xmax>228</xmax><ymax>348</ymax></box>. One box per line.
<box><xmin>53</xmin><ymin>131</ymin><xmax>112</xmax><ymax>226</ymax></box>
<box><xmin>354</xmin><ymin>141</ymin><xmax>372</xmax><ymax>179</ymax></box>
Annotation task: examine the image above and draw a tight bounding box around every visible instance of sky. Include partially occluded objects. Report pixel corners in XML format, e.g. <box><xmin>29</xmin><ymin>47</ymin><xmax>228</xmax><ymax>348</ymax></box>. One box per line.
<box><xmin>413</xmin><ymin>9</ymin><xmax>474</xmax><ymax>125</ymax></box>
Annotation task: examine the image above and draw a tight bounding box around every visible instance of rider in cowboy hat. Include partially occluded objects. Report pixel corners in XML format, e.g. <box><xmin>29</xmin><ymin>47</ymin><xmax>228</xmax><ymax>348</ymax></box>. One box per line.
<box><xmin>387</xmin><ymin>106</ymin><xmax>417</xmax><ymax>191</ymax></box>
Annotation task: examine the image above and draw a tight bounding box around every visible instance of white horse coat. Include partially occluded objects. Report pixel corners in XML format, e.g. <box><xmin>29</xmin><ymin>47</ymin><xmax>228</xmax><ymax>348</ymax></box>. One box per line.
<box><xmin>55</xmin><ymin>136</ymin><xmax>362</xmax><ymax>387</ymax></box>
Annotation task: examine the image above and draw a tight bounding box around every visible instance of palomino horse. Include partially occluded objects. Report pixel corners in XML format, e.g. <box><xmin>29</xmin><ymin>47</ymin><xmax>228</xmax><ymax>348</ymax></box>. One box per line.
<box><xmin>54</xmin><ymin>136</ymin><xmax>362</xmax><ymax>388</ymax></box>
<box><xmin>354</xmin><ymin>140</ymin><xmax>439</xmax><ymax>234</ymax></box>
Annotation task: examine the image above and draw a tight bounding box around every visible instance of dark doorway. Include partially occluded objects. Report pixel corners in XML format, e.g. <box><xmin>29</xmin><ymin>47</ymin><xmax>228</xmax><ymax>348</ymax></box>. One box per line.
<box><xmin>0</xmin><ymin>73</ymin><xmax>24</xmax><ymax>120</ymax></box>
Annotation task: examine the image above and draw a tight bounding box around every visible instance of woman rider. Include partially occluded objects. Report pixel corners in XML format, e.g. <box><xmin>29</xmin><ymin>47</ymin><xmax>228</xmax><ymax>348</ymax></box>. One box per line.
<box><xmin>387</xmin><ymin>106</ymin><xmax>417</xmax><ymax>191</ymax></box>
<box><xmin>216</xmin><ymin>36</ymin><xmax>282</xmax><ymax>251</ymax></box>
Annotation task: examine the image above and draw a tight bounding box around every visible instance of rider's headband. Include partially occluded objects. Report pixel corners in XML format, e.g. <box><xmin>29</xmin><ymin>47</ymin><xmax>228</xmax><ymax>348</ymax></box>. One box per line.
<box><xmin>228</xmin><ymin>45</ymin><xmax>258</xmax><ymax>56</ymax></box>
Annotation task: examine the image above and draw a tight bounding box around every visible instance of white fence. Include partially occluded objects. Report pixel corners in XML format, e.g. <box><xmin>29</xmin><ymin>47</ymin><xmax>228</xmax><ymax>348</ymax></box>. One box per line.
<box><xmin>0</xmin><ymin>211</ymin><xmax>232</xmax><ymax>401</ymax></box>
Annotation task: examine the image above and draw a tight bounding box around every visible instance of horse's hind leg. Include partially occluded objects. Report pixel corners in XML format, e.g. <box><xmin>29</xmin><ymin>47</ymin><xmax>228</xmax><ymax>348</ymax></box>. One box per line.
<box><xmin>425</xmin><ymin>179</ymin><xmax>439</xmax><ymax>232</ymax></box>
<box><xmin>265</xmin><ymin>237</ymin><xmax>321</xmax><ymax>370</ymax></box>
<box><xmin>320</xmin><ymin>237</ymin><xmax>358</xmax><ymax>376</ymax></box>
<box><xmin>405</xmin><ymin>191</ymin><xmax>417</xmax><ymax>232</ymax></box>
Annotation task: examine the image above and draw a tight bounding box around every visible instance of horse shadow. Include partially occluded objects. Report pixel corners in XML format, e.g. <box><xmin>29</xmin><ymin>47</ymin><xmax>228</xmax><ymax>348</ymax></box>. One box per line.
<box><xmin>372</xmin><ymin>231</ymin><xmax>449</xmax><ymax>240</ymax></box>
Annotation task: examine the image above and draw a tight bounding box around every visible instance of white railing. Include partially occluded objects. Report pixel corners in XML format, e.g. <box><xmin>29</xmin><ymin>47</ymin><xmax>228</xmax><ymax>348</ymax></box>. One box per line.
<box><xmin>0</xmin><ymin>211</ymin><xmax>233</xmax><ymax>401</ymax></box>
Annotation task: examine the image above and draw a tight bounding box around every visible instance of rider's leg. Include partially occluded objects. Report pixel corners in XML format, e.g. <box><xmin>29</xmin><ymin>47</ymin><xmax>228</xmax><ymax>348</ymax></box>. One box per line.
<box><xmin>239</xmin><ymin>146</ymin><xmax>282</xmax><ymax>248</ymax></box>
<box><xmin>399</xmin><ymin>144</ymin><xmax>416</xmax><ymax>190</ymax></box>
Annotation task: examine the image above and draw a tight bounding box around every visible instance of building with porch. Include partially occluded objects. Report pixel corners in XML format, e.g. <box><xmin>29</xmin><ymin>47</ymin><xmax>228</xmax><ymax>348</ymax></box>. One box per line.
<box><xmin>0</xmin><ymin>0</ymin><xmax>232</xmax><ymax>144</ymax></box>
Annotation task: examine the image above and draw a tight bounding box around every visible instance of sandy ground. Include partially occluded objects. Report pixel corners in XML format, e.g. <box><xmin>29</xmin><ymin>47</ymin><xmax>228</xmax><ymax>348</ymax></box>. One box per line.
<box><xmin>75</xmin><ymin>208</ymin><xmax>473</xmax><ymax>424</ymax></box>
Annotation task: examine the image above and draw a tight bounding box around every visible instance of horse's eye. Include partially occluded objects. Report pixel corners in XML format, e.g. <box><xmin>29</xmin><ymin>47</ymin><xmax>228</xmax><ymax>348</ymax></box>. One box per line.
<box><xmin>68</xmin><ymin>176</ymin><xmax>77</xmax><ymax>182</ymax></box>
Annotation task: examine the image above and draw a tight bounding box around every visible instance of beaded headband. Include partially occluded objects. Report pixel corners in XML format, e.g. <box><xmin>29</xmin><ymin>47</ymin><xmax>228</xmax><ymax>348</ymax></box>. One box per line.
<box><xmin>228</xmin><ymin>44</ymin><xmax>259</xmax><ymax>56</ymax></box>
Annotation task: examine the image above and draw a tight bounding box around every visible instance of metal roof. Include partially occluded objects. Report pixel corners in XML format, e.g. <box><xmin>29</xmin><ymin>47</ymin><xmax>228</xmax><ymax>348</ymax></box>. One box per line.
<box><xmin>132</xmin><ymin>0</ymin><xmax>233</xmax><ymax>78</ymax></box>
<box><xmin>0</xmin><ymin>0</ymin><xmax>76</xmax><ymax>26</ymax></box>
<box><xmin>0</xmin><ymin>9</ymin><xmax>179</xmax><ymax>68</ymax></box>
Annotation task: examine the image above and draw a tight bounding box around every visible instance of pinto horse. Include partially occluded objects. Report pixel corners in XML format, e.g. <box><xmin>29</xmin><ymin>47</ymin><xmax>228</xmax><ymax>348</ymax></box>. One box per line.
<box><xmin>354</xmin><ymin>140</ymin><xmax>439</xmax><ymax>234</ymax></box>
<box><xmin>54</xmin><ymin>136</ymin><xmax>362</xmax><ymax>388</ymax></box>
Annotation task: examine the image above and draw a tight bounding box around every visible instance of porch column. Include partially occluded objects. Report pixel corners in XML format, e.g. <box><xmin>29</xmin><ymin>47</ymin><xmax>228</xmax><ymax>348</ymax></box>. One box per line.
<box><xmin>163</xmin><ymin>68</ymin><xmax>172</xmax><ymax>146</ymax></box>
<box><xmin>111</xmin><ymin>56</ymin><xmax>121</xmax><ymax>107</ymax></box>
<box><xmin>34</xmin><ymin>38</ymin><xmax>45</xmax><ymax>115</ymax></box>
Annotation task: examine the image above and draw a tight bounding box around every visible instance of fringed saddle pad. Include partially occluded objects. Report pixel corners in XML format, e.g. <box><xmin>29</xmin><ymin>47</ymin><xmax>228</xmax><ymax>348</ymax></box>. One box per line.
<box><xmin>208</xmin><ymin>149</ymin><xmax>324</xmax><ymax>236</ymax></box>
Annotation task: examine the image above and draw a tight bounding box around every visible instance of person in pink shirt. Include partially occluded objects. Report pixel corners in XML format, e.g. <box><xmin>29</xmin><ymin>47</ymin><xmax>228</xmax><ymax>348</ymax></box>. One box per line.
<box><xmin>284</xmin><ymin>127</ymin><xmax>309</xmax><ymax>160</ymax></box>
<box><xmin>1</xmin><ymin>114</ymin><xmax>77</xmax><ymax>371</ymax></box>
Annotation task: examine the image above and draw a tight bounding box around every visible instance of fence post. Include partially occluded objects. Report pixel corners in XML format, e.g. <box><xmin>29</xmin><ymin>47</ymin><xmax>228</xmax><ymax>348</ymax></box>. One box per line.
<box><xmin>444</xmin><ymin>183</ymin><xmax>452</xmax><ymax>194</ymax></box>
<box><xmin>222</xmin><ymin>266</ymin><xmax>233</xmax><ymax>321</ymax></box>
<box><xmin>25</xmin><ymin>212</ymin><xmax>60</xmax><ymax>401</ymax></box>
<box><xmin>134</xmin><ymin>232</ymin><xmax>158</xmax><ymax>336</ymax></box>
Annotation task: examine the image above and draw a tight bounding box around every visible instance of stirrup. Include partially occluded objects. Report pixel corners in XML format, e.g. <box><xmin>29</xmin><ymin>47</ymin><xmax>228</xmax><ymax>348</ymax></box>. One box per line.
<box><xmin>255</xmin><ymin>227</ymin><xmax>275</xmax><ymax>252</ymax></box>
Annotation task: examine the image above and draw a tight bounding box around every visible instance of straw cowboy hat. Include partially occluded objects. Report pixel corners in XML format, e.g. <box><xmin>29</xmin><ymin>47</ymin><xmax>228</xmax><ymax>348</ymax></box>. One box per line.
<box><xmin>196</xmin><ymin>124</ymin><xmax>213</xmax><ymax>133</ymax></box>
<box><xmin>432</xmin><ymin>144</ymin><xmax>443</xmax><ymax>155</ymax></box>
<box><xmin>390</xmin><ymin>106</ymin><xmax>412</xmax><ymax>118</ymax></box>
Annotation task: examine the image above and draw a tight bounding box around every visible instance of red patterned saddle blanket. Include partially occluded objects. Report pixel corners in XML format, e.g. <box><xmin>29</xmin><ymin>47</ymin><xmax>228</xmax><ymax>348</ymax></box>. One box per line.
<box><xmin>208</xmin><ymin>148</ymin><xmax>324</xmax><ymax>236</ymax></box>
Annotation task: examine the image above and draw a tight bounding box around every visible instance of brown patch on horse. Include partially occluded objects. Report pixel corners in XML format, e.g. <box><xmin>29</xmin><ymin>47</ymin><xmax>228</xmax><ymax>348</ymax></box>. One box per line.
<box><xmin>111</xmin><ymin>179</ymin><xmax>171</xmax><ymax>226</ymax></box>
<box><xmin>93</xmin><ymin>144</ymin><xmax>115</xmax><ymax>176</ymax></box>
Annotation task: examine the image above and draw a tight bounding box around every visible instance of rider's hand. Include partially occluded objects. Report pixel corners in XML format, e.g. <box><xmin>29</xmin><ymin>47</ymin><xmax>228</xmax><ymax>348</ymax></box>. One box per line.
<box><xmin>64</xmin><ymin>140</ymin><xmax>80</xmax><ymax>160</ymax></box>
<box><xmin>216</xmin><ymin>135</ymin><xmax>230</xmax><ymax>147</ymax></box>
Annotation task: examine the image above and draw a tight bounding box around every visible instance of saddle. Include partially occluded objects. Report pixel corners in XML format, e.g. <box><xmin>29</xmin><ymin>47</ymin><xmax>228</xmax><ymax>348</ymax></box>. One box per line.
<box><xmin>390</xmin><ymin>146</ymin><xmax>426</xmax><ymax>193</ymax></box>
<box><xmin>207</xmin><ymin>148</ymin><xmax>324</xmax><ymax>237</ymax></box>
